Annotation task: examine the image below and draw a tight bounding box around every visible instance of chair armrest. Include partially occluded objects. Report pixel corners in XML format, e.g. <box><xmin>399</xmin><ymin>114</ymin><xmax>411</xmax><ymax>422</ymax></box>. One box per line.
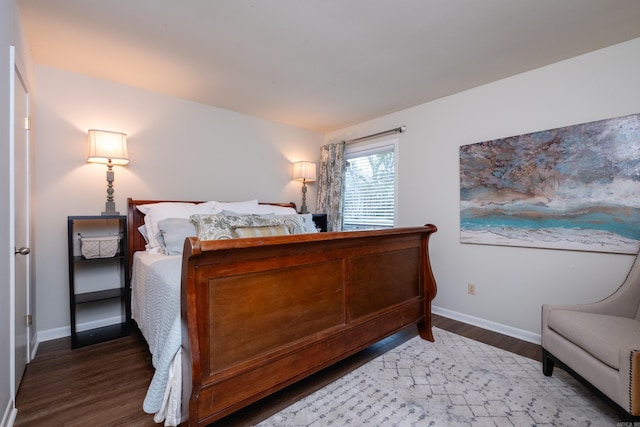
<box><xmin>541</xmin><ymin>295</ymin><xmax>637</xmax><ymax>338</ymax></box>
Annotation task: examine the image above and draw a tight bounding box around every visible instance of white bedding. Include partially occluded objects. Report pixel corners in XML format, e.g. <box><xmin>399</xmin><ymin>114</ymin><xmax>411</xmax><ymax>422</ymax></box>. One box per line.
<box><xmin>131</xmin><ymin>205</ymin><xmax>317</xmax><ymax>426</ymax></box>
<box><xmin>131</xmin><ymin>251</ymin><xmax>184</xmax><ymax>426</ymax></box>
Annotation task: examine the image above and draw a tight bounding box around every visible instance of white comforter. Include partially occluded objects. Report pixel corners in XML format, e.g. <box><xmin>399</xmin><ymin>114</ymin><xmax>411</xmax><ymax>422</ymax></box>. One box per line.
<box><xmin>131</xmin><ymin>252</ymin><xmax>183</xmax><ymax>426</ymax></box>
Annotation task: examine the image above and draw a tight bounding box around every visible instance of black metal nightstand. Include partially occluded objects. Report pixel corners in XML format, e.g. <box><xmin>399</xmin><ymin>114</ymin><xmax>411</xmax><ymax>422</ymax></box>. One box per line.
<box><xmin>67</xmin><ymin>215</ymin><xmax>130</xmax><ymax>348</ymax></box>
<box><xmin>311</xmin><ymin>214</ymin><xmax>328</xmax><ymax>232</ymax></box>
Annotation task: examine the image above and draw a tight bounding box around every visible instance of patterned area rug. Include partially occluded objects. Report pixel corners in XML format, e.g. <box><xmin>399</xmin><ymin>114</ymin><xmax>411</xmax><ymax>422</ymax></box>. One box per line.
<box><xmin>257</xmin><ymin>328</ymin><xmax>620</xmax><ymax>426</ymax></box>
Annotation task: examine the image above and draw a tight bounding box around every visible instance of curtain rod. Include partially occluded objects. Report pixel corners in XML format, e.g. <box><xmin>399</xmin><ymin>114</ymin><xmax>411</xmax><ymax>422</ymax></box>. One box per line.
<box><xmin>343</xmin><ymin>125</ymin><xmax>406</xmax><ymax>145</ymax></box>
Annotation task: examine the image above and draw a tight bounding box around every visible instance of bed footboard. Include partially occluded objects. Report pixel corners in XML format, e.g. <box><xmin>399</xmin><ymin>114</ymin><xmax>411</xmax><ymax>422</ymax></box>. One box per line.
<box><xmin>181</xmin><ymin>225</ymin><xmax>437</xmax><ymax>426</ymax></box>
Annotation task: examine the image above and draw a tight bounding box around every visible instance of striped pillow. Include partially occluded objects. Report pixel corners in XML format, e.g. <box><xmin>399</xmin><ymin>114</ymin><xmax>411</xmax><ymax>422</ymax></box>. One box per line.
<box><xmin>233</xmin><ymin>225</ymin><xmax>290</xmax><ymax>238</ymax></box>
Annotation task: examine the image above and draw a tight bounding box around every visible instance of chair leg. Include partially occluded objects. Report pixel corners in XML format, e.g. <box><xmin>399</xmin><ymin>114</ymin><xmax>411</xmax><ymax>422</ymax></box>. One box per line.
<box><xmin>542</xmin><ymin>348</ymin><xmax>555</xmax><ymax>376</ymax></box>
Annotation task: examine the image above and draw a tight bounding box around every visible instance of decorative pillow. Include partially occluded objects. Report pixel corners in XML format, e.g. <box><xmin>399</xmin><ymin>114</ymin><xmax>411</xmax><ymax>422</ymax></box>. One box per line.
<box><xmin>233</xmin><ymin>225</ymin><xmax>290</xmax><ymax>238</ymax></box>
<box><xmin>255</xmin><ymin>214</ymin><xmax>306</xmax><ymax>235</ymax></box>
<box><xmin>157</xmin><ymin>218</ymin><xmax>197</xmax><ymax>255</ymax></box>
<box><xmin>255</xmin><ymin>205</ymin><xmax>317</xmax><ymax>233</ymax></box>
<box><xmin>137</xmin><ymin>202</ymin><xmax>214</xmax><ymax>251</ymax></box>
<box><xmin>191</xmin><ymin>213</ymin><xmax>306</xmax><ymax>240</ymax></box>
<box><xmin>190</xmin><ymin>213</ymin><xmax>258</xmax><ymax>240</ymax></box>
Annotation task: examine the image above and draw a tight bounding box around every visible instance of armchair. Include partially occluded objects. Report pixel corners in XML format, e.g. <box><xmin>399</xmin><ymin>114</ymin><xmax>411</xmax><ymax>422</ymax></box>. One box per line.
<box><xmin>541</xmin><ymin>253</ymin><xmax>640</xmax><ymax>417</ymax></box>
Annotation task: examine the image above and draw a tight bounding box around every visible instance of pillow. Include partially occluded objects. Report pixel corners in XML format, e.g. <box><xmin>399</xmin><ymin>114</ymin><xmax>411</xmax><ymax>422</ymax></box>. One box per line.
<box><xmin>233</xmin><ymin>225</ymin><xmax>290</xmax><ymax>238</ymax></box>
<box><xmin>261</xmin><ymin>214</ymin><xmax>307</xmax><ymax>235</ymax></box>
<box><xmin>298</xmin><ymin>213</ymin><xmax>319</xmax><ymax>233</ymax></box>
<box><xmin>157</xmin><ymin>218</ymin><xmax>197</xmax><ymax>255</ymax></box>
<box><xmin>137</xmin><ymin>202</ymin><xmax>214</xmax><ymax>251</ymax></box>
<box><xmin>257</xmin><ymin>204</ymin><xmax>297</xmax><ymax>215</ymax></box>
<box><xmin>211</xmin><ymin>200</ymin><xmax>261</xmax><ymax>214</ymax></box>
<box><xmin>221</xmin><ymin>210</ymin><xmax>273</xmax><ymax>218</ymax></box>
<box><xmin>191</xmin><ymin>213</ymin><xmax>307</xmax><ymax>240</ymax></box>
<box><xmin>191</xmin><ymin>213</ymin><xmax>257</xmax><ymax>240</ymax></box>
<box><xmin>137</xmin><ymin>225</ymin><xmax>150</xmax><ymax>244</ymax></box>
<box><xmin>255</xmin><ymin>205</ymin><xmax>316</xmax><ymax>233</ymax></box>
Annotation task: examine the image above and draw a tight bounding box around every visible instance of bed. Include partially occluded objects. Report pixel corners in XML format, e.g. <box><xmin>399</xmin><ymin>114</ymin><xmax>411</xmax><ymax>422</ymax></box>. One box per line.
<box><xmin>127</xmin><ymin>198</ymin><xmax>438</xmax><ymax>426</ymax></box>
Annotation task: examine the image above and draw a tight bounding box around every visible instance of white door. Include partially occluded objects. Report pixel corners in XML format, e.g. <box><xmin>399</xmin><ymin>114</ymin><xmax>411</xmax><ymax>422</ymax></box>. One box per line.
<box><xmin>12</xmin><ymin>56</ymin><xmax>31</xmax><ymax>392</ymax></box>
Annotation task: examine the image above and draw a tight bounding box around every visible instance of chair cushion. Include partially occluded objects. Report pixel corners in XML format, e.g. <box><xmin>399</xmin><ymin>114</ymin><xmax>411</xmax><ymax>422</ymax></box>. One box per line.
<box><xmin>547</xmin><ymin>310</ymin><xmax>640</xmax><ymax>370</ymax></box>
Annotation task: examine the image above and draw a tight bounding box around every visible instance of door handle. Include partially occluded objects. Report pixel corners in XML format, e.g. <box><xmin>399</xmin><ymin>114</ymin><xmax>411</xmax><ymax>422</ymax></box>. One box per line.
<box><xmin>15</xmin><ymin>247</ymin><xmax>31</xmax><ymax>255</ymax></box>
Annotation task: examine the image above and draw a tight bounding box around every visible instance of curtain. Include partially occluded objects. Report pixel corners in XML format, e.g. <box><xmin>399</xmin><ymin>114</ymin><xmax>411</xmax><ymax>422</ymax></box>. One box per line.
<box><xmin>316</xmin><ymin>142</ymin><xmax>345</xmax><ymax>231</ymax></box>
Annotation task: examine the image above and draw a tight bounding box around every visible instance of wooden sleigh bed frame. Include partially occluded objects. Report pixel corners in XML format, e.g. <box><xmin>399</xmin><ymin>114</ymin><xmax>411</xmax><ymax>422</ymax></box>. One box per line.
<box><xmin>127</xmin><ymin>199</ymin><xmax>438</xmax><ymax>426</ymax></box>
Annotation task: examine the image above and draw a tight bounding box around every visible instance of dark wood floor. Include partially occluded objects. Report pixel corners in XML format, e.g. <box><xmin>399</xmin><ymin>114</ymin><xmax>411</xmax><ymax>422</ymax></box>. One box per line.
<box><xmin>15</xmin><ymin>315</ymin><xmax>541</xmax><ymax>427</ymax></box>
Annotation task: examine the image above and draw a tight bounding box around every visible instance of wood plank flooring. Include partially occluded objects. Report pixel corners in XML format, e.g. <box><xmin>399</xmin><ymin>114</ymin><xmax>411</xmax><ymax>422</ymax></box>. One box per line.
<box><xmin>14</xmin><ymin>315</ymin><xmax>541</xmax><ymax>427</ymax></box>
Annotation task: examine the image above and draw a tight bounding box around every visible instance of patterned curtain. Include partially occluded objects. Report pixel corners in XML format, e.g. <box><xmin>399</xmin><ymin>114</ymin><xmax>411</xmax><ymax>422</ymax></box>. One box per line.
<box><xmin>316</xmin><ymin>142</ymin><xmax>345</xmax><ymax>231</ymax></box>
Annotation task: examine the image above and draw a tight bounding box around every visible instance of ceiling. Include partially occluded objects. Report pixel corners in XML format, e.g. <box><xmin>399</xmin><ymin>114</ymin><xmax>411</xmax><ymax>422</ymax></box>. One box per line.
<box><xmin>17</xmin><ymin>0</ymin><xmax>640</xmax><ymax>133</ymax></box>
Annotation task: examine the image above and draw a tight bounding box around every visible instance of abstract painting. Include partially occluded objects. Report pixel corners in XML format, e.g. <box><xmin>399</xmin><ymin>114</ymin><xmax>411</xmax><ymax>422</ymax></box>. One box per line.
<box><xmin>460</xmin><ymin>113</ymin><xmax>640</xmax><ymax>254</ymax></box>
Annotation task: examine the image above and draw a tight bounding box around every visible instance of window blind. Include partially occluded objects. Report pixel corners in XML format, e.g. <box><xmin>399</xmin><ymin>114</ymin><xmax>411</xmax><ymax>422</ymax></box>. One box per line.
<box><xmin>343</xmin><ymin>139</ymin><xmax>397</xmax><ymax>230</ymax></box>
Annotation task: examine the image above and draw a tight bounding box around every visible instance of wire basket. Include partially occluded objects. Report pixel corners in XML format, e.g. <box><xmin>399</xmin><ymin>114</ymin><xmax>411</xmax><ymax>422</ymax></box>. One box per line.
<box><xmin>79</xmin><ymin>234</ymin><xmax>121</xmax><ymax>259</ymax></box>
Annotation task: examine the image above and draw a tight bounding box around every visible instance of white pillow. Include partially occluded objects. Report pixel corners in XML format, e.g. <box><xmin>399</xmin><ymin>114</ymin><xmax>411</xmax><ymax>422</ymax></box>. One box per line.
<box><xmin>257</xmin><ymin>204</ymin><xmax>297</xmax><ymax>215</ymax></box>
<box><xmin>137</xmin><ymin>225</ymin><xmax>149</xmax><ymax>244</ymax></box>
<box><xmin>255</xmin><ymin>205</ymin><xmax>316</xmax><ymax>233</ymax></box>
<box><xmin>211</xmin><ymin>199</ymin><xmax>261</xmax><ymax>214</ymax></box>
<box><xmin>298</xmin><ymin>213</ymin><xmax>319</xmax><ymax>233</ymax></box>
<box><xmin>137</xmin><ymin>202</ymin><xmax>214</xmax><ymax>251</ymax></box>
<box><xmin>157</xmin><ymin>218</ymin><xmax>197</xmax><ymax>255</ymax></box>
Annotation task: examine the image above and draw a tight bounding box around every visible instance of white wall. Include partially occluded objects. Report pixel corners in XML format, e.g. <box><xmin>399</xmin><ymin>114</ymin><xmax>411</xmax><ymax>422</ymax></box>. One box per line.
<box><xmin>27</xmin><ymin>33</ymin><xmax>640</xmax><ymax>345</ymax></box>
<box><xmin>1</xmin><ymin>0</ymin><xmax>34</xmax><ymax>424</ymax></box>
<box><xmin>326</xmin><ymin>38</ymin><xmax>640</xmax><ymax>341</ymax></box>
<box><xmin>33</xmin><ymin>65</ymin><xmax>323</xmax><ymax>339</ymax></box>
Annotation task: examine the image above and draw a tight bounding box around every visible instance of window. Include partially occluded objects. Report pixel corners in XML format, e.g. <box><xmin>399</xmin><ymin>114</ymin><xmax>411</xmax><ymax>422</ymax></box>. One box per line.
<box><xmin>342</xmin><ymin>138</ymin><xmax>397</xmax><ymax>230</ymax></box>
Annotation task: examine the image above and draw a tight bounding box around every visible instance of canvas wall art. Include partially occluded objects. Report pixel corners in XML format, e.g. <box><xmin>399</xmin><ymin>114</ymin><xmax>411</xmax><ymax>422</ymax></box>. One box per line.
<box><xmin>459</xmin><ymin>113</ymin><xmax>640</xmax><ymax>254</ymax></box>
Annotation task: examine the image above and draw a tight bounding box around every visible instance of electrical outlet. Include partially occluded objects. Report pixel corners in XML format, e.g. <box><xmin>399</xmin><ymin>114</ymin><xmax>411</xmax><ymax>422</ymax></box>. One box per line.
<box><xmin>467</xmin><ymin>283</ymin><xmax>476</xmax><ymax>295</ymax></box>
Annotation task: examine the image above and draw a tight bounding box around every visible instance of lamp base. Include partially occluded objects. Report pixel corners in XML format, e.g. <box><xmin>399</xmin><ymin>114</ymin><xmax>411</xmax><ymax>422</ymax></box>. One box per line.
<box><xmin>102</xmin><ymin>200</ymin><xmax>119</xmax><ymax>216</ymax></box>
<box><xmin>101</xmin><ymin>164</ymin><xmax>119</xmax><ymax>216</ymax></box>
<box><xmin>300</xmin><ymin>181</ymin><xmax>309</xmax><ymax>214</ymax></box>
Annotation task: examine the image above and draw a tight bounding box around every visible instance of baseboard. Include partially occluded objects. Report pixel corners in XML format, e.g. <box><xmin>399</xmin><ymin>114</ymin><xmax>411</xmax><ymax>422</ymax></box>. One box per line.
<box><xmin>29</xmin><ymin>336</ymin><xmax>39</xmax><ymax>362</ymax></box>
<box><xmin>432</xmin><ymin>305</ymin><xmax>541</xmax><ymax>345</ymax></box>
<box><xmin>1</xmin><ymin>399</ymin><xmax>16</xmax><ymax>427</ymax></box>
<box><xmin>36</xmin><ymin>310</ymin><xmax>542</xmax><ymax>346</ymax></box>
<box><xmin>35</xmin><ymin>325</ymin><xmax>69</xmax><ymax>343</ymax></box>
<box><xmin>35</xmin><ymin>316</ymin><xmax>124</xmax><ymax>343</ymax></box>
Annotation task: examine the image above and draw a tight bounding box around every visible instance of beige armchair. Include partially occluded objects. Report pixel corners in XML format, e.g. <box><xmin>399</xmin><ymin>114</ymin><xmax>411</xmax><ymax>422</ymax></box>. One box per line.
<box><xmin>541</xmin><ymin>253</ymin><xmax>640</xmax><ymax>417</ymax></box>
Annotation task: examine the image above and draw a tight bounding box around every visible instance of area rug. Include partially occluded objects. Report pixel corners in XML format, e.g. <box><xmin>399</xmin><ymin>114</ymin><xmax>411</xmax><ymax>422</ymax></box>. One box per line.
<box><xmin>257</xmin><ymin>328</ymin><xmax>620</xmax><ymax>426</ymax></box>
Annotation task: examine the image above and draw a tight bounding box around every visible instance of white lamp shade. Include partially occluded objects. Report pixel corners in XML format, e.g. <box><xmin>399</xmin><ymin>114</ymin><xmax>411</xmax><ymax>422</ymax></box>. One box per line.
<box><xmin>292</xmin><ymin>161</ymin><xmax>316</xmax><ymax>182</ymax></box>
<box><xmin>87</xmin><ymin>129</ymin><xmax>129</xmax><ymax>165</ymax></box>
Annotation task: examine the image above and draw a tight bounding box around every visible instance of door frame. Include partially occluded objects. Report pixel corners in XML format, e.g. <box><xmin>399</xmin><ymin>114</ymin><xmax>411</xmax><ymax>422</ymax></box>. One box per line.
<box><xmin>9</xmin><ymin>44</ymin><xmax>32</xmax><ymax>406</ymax></box>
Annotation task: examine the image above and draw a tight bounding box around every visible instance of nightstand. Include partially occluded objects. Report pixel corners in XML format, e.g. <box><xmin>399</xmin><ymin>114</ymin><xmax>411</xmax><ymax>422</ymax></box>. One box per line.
<box><xmin>67</xmin><ymin>215</ymin><xmax>130</xmax><ymax>348</ymax></box>
<box><xmin>311</xmin><ymin>214</ymin><xmax>328</xmax><ymax>232</ymax></box>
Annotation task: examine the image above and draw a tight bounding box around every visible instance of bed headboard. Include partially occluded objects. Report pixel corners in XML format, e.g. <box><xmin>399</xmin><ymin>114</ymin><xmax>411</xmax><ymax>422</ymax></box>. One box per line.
<box><xmin>126</xmin><ymin>198</ymin><xmax>297</xmax><ymax>269</ymax></box>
